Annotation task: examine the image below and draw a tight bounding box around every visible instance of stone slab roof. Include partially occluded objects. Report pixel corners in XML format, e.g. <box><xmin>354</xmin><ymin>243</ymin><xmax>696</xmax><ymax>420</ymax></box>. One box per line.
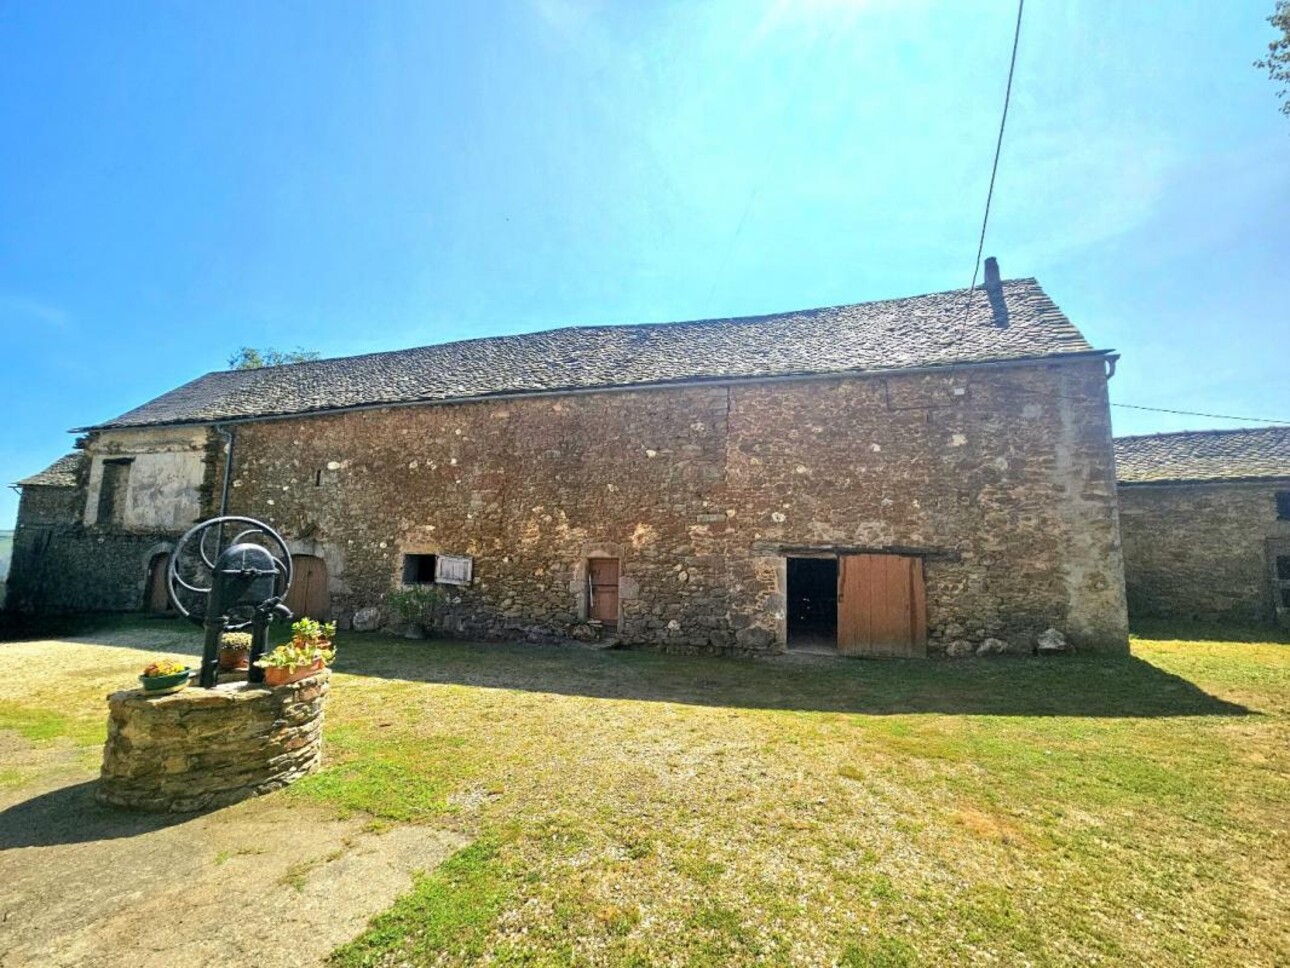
<box><xmin>16</xmin><ymin>452</ymin><xmax>84</xmax><ymax>488</ymax></box>
<box><xmin>1115</xmin><ymin>426</ymin><xmax>1290</xmax><ymax>484</ymax></box>
<box><xmin>79</xmin><ymin>278</ymin><xmax>1102</xmax><ymax>431</ymax></box>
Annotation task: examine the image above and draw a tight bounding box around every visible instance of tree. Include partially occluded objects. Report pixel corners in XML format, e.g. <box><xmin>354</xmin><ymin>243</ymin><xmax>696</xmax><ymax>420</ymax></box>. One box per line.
<box><xmin>1256</xmin><ymin>0</ymin><xmax>1290</xmax><ymax>118</ymax></box>
<box><xmin>227</xmin><ymin>346</ymin><xmax>322</xmax><ymax>369</ymax></box>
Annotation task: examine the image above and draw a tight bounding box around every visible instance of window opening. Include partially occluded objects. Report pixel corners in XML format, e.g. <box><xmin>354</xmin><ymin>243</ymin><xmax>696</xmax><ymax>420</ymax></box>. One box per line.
<box><xmin>96</xmin><ymin>458</ymin><xmax>133</xmax><ymax>525</ymax></box>
<box><xmin>402</xmin><ymin>553</ymin><xmax>437</xmax><ymax>584</ymax></box>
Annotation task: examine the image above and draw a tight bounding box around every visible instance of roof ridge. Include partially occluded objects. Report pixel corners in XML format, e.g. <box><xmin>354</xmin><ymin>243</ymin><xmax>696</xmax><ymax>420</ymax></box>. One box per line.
<box><xmin>1116</xmin><ymin>425</ymin><xmax>1290</xmax><ymax>442</ymax></box>
<box><xmin>75</xmin><ymin>276</ymin><xmax>1097</xmax><ymax>432</ymax></box>
<box><xmin>204</xmin><ymin>277</ymin><xmax>1046</xmax><ymax>377</ymax></box>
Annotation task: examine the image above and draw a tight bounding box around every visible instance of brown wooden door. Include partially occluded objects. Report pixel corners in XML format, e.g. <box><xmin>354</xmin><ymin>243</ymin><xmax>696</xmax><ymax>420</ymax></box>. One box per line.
<box><xmin>145</xmin><ymin>553</ymin><xmax>172</xmax><ymax>613</ymax></box>
<box><xmin>837</xmin><ymin>554</ymin><xmax>927</xmax><ymax>657</ymax></box>
<box><xmin>1269</xmin><ymin>539</ymin><xmax>1290</xmax><ymax>628</ymax></box>
<box><xmin>285</xmin><ymin>555</ymin><xmax>330</xmax><ymax>620</ymax></box>
<box><xmin>588</xmin><ymin>558</ymin><xmax>620</xmax><ymax>626</ymax></box>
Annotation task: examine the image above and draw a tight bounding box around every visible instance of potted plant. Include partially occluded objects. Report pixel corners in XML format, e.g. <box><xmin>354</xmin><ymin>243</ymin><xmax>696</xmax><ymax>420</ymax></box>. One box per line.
<box><xmin>218</xmin><ymin>631</ymin><xmax>253</xmax><ymax>671</ymax></box>
<box><xmin>387</xmin><ymin>585</ymin><xmax>448</xmax><ymax>638</ymax></box>
<box><xmin>139</xmin><ymin>659</ymin><xmax>192</xmax><ymax>694</ymax></box>
<box><xmin>254</xmin><ymin>618</ymin><xmax>336</xmax><ymax>687</ymax></box>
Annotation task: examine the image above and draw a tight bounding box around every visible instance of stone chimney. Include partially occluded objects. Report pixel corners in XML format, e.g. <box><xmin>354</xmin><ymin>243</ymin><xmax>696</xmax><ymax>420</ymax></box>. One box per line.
<box><xmin>982</xmin><ymin>255</ymin><xmax>1008</xmax><ymax>326</ymax></box>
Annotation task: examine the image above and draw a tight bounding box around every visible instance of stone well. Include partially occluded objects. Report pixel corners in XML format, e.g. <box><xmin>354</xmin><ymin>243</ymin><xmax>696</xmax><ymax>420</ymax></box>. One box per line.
<box><xmin>97</xmin><ymin>671</ymin><xmax>329</xmax><ymax>813</ymax></box>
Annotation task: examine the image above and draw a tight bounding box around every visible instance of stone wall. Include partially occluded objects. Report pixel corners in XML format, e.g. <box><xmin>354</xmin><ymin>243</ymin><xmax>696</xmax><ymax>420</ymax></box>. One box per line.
<box><xmin>7</xmin><ymin>429</ymin><xmax>218</xmax><ymax>614</ymax></box>
<box><xmin>7</xmin><ymin>482</ymin><xmax>172</xmax><ymax>613</ymax></box>
<box><xmin>1118</xmin><ymin>481</ymin><xmax>1290</xmax><ymax>624</ymax></box>
<box><xmin>222</xmin><ymin>357</ymin><xmax>1128</xmax><ymax>653</ymax></box>
<box><xmin>97</xmin><ymin>671</ymin><xmax>329</xmax><ymax>812</ymax></box>
<box><xmin>83</xmin><ymin>426</ymin><xmax>210</xmax><ymax>529</ymax></box>
<box><xmin>6</xmin><ymin>518</ymin><xmax>179</xmax><ymax>613</ymax></box>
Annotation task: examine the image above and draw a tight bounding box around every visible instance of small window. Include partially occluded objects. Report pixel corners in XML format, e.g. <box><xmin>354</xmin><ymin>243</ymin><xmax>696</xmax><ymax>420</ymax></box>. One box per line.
<box><xmin>435</xmin><ymin>554</ymin><xmax>473</xmax><ymax>586</ymax></box>
<box><xmin>402</xmin><ymin>553</ymin><xmax>437</xmax><ymax>584</ymax></box>
<box><xmin>96</xmin><ymin>458</ymin><xmax>133</xmax><ymax>525</ymax></box>
<box><xmin>1277</xmin><ymin>555</ymin><xmax>1290</xmax><ymax>581</ymax></box>
<box><xmin>1277</xmin><ymin>492</ymin><xmax>1290</xmax><ymax>521</ymax></box>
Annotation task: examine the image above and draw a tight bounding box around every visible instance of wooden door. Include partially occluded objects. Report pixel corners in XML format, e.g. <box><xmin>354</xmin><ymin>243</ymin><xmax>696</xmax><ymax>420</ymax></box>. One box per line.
<box><xmin>837</xmin><ymin>554</ymin><xmax>927</xmax><ymax>657</ymax></box>
<box><xmin>1269</xmin><ymin>539</ymin><xmax>1290</xmax><ymax>628</ymax></box>
<box><xmin>285</xmin><ymin>555</ymin><xmax>330</xmax><ymax>620</ymax></box>
<box><xmin>588</xmin><ymin>558</ymin><xmax>620</xmax><ymax>627</ymax></box>
<box><xmin>145</xmin><ymin>553</ymin><xmax>172</xmax><ymax>614</ymax></box>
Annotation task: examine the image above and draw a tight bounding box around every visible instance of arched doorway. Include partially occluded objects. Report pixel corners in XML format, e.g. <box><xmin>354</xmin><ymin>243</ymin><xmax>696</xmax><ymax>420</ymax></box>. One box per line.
<box><xmin>144</xmin><ymin>553</ymin><xmax>174</xmax><ymax>614</ymax></box>
<box><xmin>285</xmin><ymin>554</ymin><xmax>330</xmax><ymax>621</ymax></box>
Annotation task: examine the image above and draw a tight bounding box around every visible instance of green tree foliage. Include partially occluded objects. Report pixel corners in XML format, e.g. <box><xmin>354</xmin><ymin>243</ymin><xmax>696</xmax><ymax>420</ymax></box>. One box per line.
<box><xmin>227</xmin><ymin>346</ymin><xmax>322</xmax><ymax>369</ymax></box>
<box><xmin>1256</xmin><ymin>0</ymin><xmax>1290</xmax><ymax>118</ymax></box>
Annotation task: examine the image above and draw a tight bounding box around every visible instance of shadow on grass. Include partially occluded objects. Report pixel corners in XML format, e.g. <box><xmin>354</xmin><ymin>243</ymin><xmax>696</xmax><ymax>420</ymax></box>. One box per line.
<box><xmin>0</xmin><ymin>780</ymin><xmax>208</xmax><ymax>849</ymax></box>
<box><xmin>0</xmin><ymin>614</ymin><xmax>1257</xmax><ymax>719</ymax></box>
<box><xmin>334</xmin><ymin>635</ymin><xmax>1253</xmax><ymax>719</ymax></box>
<box><xmin>0</xmin><ymin>611</ymin><xmax>196</xmax><ymax>644</ymax></box>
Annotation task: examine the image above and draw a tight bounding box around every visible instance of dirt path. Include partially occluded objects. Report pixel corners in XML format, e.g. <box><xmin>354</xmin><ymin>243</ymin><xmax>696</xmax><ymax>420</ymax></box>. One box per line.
<box><xmin>0</xmin><ymin>635</ymin><xmax>464</xmax><ymax>968</ymax></box>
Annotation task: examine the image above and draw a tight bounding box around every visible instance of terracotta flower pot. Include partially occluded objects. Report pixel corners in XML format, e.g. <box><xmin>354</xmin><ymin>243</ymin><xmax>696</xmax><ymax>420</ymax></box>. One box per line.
<box><xmin>218</xmin><ymin>647</ymin><xmax>250</xmax><ymax>672</ymax></box>
<box><xmin>263</xmin><ymin>658</ymin><xmax>324</xmax><ymax>687</ymax></box>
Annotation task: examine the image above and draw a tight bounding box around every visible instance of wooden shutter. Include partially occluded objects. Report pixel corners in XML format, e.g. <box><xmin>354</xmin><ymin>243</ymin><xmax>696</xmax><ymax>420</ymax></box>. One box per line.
<box><xmin>837</xmin><ymin>554</ymin><xmax>927</xmax><ymax>657</ymax></box>
<box><xmin>435</xmin><ymin>554</ymin><xmax>473</xmax><ymax>586</ymax></box>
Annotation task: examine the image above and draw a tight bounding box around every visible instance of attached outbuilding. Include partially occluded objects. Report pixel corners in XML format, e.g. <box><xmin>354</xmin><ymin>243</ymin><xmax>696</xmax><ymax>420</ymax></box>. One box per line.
<box><xmin>1115</xmin><ymin>426</ymin><xmax>1290</xmax><ymax>627</ymax></box>
<box><xmin>8</xmin><ymin>269</ymin><xmax>1130</xmax><ymax>655</ymax></box>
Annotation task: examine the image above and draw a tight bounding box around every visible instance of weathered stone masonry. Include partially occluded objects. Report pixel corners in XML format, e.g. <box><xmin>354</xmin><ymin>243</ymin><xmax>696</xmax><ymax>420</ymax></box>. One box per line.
<box><xmin>6</xmin><ymin>428</ymin><xmax>214</xmax><ymax>613</ymax></box>
<box><xmin>98</xmin><ymin>671</ymin><xmax>329</xmax><ymax>813</ymax></box>
<box><xmin>222</xmin><ymin>357</ymin><xmax>1127</xmax><ymax>654</ymax></box>
<box><xmin>1119</xmin><ymin>482</ymin><xmax>1290</xmax><ymax>624</ymax></box>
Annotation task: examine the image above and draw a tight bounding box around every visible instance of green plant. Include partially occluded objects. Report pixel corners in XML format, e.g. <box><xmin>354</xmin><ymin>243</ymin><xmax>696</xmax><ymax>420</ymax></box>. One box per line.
<box><xmin>387</xmin><ymin>586</ymin><xmax>448</xmax><ymax>629</ymax></box>
<box><xmin>290</xmin><ymin>617</ymin><xmax>336</xmax><ymax>650</ymax></box>
<box><xmin>254</xmin><ymin>618</ymin><xmax>338</xmax><ymax>671</ymax></box>
<box><xmin>254</xmin><ymin>641</ymin><xmax>336</xmax><ymax>672</ymax></box>
<box><xmin>141</xmin><ymin>659</ymin><xmax>188</xmax><ymax>678</ymax></box>
<box><xmin>220</xmin><ymin>631</ymin><xmax>253</xmax><ymax>653</ymax></box>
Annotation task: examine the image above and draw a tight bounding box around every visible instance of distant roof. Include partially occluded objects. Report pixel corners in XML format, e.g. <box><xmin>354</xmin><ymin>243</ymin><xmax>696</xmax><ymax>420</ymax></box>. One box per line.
<box><xmin>1115</xmin><ymin>427</ymin><xmax>1290</xmax><ymax>484</ymax></box>
<box><xmin>16</xmin><ymin>452</ymin><xmax>83</xmax><ymax>488</ymax></box>
<box><xmin>79</xmin><ymin>277</ymin><xmax>1103</xmax><ymax>432</ymax></box>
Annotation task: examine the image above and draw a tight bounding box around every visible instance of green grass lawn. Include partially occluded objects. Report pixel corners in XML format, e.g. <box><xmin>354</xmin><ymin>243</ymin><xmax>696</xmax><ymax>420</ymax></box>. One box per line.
<box><xmin>1</xmin><ymin>618</ymin><xmax>1286</xmax><ymax>966</ymax></box>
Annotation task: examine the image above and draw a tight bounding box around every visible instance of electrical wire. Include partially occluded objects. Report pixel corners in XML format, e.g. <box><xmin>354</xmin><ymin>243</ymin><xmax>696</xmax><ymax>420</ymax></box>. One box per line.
<box><xmin>959</xmin><ymin>0</ymin><xmax>1025</xmax><ymax>331</ymax></box>
<box><xmin>980</xmin><ymin>376</ymin><xmax>1289</xmax><ymax>425</ymax></box>
<box><xmin>1109</xmin><ymin>402</ymin><xmax>1288</xmax><ymax>424</ymax></box>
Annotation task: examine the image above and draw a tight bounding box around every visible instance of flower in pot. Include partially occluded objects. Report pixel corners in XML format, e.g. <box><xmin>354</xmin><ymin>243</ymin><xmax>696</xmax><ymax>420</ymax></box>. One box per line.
<box><xmin>139</xmin><ymin>659</ymin><xmax>193</xmax><ymax>694</ymax></box>
<box><xmin>254</xmin><ymin>618</ymin><xmax>336</xmax><ymax>687</ymax></box>
<box><xmin>218</xmin><ymin>631</ymin><xmax>253</xmax><ymax>671</ymax></box>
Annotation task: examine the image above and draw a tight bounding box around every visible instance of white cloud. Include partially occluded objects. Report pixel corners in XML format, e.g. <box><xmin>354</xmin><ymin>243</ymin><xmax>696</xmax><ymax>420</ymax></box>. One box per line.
<box><xmin>0</xmin><ymin>293</ymin><xmax>73</xmax><ymax>330</ymax></box>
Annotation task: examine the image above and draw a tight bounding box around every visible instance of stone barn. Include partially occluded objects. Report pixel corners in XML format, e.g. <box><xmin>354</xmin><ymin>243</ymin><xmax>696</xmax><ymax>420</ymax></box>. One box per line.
<box><xmin>7</xmin><ymin>270</ymin><xmax>1129</xmax><ymax>656</ymax></box>
<box><xmin>1115</xmin><ymin>426</ymin><xmax>1290</xmax><ymax>627</ymax></box>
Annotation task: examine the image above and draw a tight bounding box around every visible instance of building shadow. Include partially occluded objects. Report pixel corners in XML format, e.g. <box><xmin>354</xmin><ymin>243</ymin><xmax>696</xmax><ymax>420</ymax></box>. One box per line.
<box><xmin>0</xmin><ymin>780</ymin><xmax>209</xmax><ymax>849</ymax></box>
<box><xmin>332</xmin><ymin>636</ymin><xmax>1253</xmax><ymax>719</ymax></box>
<box><xmin>0</xmin><ymin>614</ymin><xmax>1257</xmax><ymax>719</ymax></box>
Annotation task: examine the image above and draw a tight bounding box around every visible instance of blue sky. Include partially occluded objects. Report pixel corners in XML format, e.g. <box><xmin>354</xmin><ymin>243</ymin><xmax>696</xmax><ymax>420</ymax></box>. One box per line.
<box><xmin>2</xmin><ymin>1</ymin><xmax>1287</xmax><ymax>530</ymax></box>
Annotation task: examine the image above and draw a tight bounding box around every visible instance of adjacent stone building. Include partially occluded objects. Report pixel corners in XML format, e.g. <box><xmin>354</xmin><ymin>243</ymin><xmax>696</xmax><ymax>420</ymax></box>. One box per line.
<box><xmin>8</xmin><ymin>270</ymin><xmax>1130</xmax><ymax>655</ymax></box>
<box><xmin>1115</xmin><ymin>426</ymin><xmax>1290</xmax><ymax>627</ymax></box>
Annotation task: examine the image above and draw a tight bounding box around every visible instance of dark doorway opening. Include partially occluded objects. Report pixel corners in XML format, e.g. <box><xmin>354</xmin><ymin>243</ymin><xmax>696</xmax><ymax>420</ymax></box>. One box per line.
<box><xmin>787</xmin><ymin>557</ymin><xmax>837</xmax><ymax>652</ymax></box>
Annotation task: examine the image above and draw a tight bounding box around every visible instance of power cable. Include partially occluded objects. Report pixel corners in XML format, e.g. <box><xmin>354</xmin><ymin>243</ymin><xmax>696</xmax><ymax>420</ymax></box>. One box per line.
<box><xmin>959</xmin><ymin>0</ymin><xmax>1025</xmax><ymax>332</ymax></box>
<box><xmin>981</xmin><ymin>376</ymin><xmax>1289</xmax><ymax>425</ymax></box>
<box><xmin>1109</xmin><ymin>402</ymin><xmax>1289</xmax><ymax>424</ymax></box>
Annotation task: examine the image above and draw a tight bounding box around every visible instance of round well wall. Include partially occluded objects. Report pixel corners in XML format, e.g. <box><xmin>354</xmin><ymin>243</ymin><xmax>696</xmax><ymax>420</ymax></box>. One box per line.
<box><xmin>97</xmin><ymin>671</ymin><xmax>329</xmax><ymax>813</ymax></box>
